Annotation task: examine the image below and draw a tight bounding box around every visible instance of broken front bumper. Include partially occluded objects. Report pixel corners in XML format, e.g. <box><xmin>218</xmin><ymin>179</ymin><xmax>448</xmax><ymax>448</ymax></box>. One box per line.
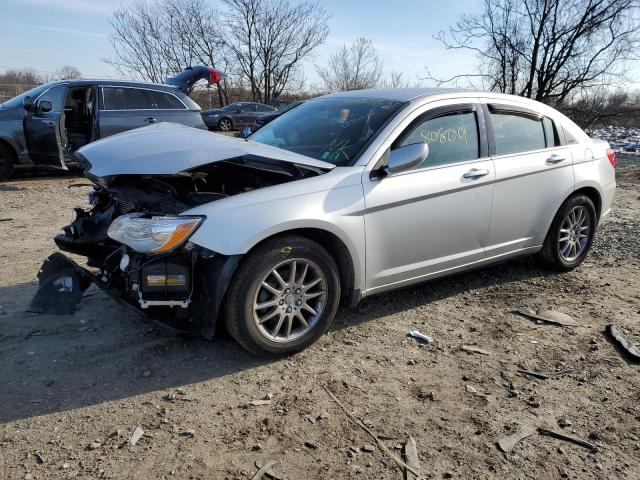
<box><xmin>30</xmin><ymin>248</ymin><xmax>242</xmax><ymax>338</ymax></box>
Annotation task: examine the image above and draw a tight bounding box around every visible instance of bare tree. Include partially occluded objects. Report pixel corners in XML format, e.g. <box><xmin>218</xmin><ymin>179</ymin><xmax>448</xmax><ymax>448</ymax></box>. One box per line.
<box><xmin>105</xmin><ymin>0</ymin><xmax>232</xmax><ymax>106</ymax></box>
<box><xmin>428</xmin><ymin>0</ymin><xmax>640</xmax><ymax>106</ymax></box>
<box><xmin>380</xmin><ymin>71</ymin><xmax>422</xmax><ymax>89</ymax></box>
<box><xmin>316</xmin><ymin>37</ymin><xmax>383</xmax><ymax>92</ymax></box>
<box><xmin>55</xmin><ymin>65</ymin><xmax>82</xmax><ymax>80</ymax></box>
<box><xmin>222</xmin><ymin>0</ymin><xmax>329</xmax><ymax>103</ymax></box>
<box><xmin>161</xmin><ymin>0</ymin><xmax>234</xmax><ymax>105</ymax></box>
<box><xmin>106</xmin><ymin>0</ymin><xmax>171</xmax><ymax>83</ymax></box>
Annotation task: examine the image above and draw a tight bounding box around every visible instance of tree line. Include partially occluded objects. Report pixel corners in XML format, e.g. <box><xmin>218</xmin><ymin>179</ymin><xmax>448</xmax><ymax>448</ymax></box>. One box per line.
<box><xmin>2</xmin><ymin>0</ymin><xmax>639</xmax><ymax>128</ymax></box>
<box><xmin>0</xmin><ymin>66</ymin><xmax>81</xmax><ymax>98</ymax></box>
<box><xmin>104</xmin><ymin>0</ymin><xmax>640</xmax><ymax>126</ymax></box>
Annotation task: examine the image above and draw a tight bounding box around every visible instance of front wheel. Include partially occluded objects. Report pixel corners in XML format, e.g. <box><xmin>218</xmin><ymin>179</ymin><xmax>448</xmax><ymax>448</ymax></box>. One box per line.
<box><xmin>0</xmin><ymin>144</ymin><xmax>15</xmax><ymax>182</ymax></box>
<box><xmin>536</xmin><ymin>194</ymin><xmax>597</xmax><ymax>271</ymax></box>
<box><xmin>224</xmin><ymin>235</ymin><xmax>340</xmax><ymax>357</ymax></box>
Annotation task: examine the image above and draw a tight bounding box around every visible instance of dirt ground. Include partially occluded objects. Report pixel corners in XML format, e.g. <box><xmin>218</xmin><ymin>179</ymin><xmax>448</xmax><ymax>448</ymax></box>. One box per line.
<box><xmin>0</xmin><ymin>159</ymin><xmax>639</xmax><ymax>480</ymax></box>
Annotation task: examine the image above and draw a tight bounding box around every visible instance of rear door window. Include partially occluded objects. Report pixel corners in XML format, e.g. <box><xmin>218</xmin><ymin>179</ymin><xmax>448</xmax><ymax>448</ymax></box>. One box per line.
<box><xmin>490</xmin><ymin>111</ymin><xmax>547</xmax><ymax>155</ymax></box>
<box><xmin>395</xmin><ymin>110</ymin><xmax>480</xmax><ymax>169</ymax></box>
<box><xmin>102</xmin><ymin>87</ymin><xmax>153</xmax><ymax>110</ymax></box>
<box><xmin>149</xmin><ymin>90</ymin><xmax>185</xmax><ymax>109</ymax></box>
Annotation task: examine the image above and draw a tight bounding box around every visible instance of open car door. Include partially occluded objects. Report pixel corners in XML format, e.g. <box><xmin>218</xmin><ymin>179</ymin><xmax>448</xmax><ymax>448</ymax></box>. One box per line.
<box><xmin>164</xmin><ymin>66</ymin><xmax>223</xmax><ymax>94</ymax></box>
<box><xmin>24</xmin><ymin>83</ymin><xmax>68</xmax><ymax>168</ymax></box>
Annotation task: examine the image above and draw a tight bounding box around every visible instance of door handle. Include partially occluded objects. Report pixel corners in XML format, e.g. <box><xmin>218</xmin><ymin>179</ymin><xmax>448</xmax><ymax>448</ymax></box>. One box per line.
<box><xmin>463</xmin><ymin>168</ymin><xmax>490</xmax><ymax>179</ymax></box>
<box><xmin>144</xmin><ymin>117</ymin><xmax>157</xmax><ymax>124</ymax></box>
<box><xmin>546</xmin><ymin>154</ymin><xmax>566</xmax><ymax>164</ymax></box>
<box><xmin>45</xmin><ymin>121</ymin><xmax>55</xmax><ymax>128</ymax></box>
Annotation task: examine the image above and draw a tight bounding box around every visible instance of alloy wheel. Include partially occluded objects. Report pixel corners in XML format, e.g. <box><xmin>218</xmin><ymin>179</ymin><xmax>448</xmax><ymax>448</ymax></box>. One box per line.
<box><xmin>219</xmin><ymin>118</ymin><xmax>232</xmax><ymax>131</ymax></box>
<box><xmin>252</xmin><ymin>258</ymin><xmax>327</xmax><ymax>343</ymax></box>
<box><xmin>558</xmin><ymin>206</ymin><xmax>591</xmax><ymax>262</ymax></box>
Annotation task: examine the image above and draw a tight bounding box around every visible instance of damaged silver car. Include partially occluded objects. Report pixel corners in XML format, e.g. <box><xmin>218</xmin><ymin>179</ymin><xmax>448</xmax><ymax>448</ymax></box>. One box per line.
<box><xmin>33</xmin><ymin>89</ymin><xmax>616</xmax><ymax>356</ymax></box>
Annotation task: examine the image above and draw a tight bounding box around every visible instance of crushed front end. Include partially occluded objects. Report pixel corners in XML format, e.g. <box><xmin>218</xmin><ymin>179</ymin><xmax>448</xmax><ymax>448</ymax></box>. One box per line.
<box><xmin>32</xmin><ymin>178</ymin><xmax>241</xmax><ymax>337</ymax></box>
<box><xmin>31</xmin><ymin>123</ymin><xmax>334</xmax><ymax>337</ymax></box>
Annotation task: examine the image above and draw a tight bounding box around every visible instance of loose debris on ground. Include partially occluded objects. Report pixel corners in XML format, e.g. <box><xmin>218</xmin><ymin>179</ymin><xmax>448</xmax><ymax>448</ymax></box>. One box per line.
<box><xmin>606</xmin><ymin>324</ymin><xmax>640</xmax><ymax>362</ymax></box>
<box><xmin>515</xmin><ymin>308</ymin><xmax>579</xmax><ymax>327</ymax></box>
<box><xmin>497</xmin><ymin>426</ymin><xmax>537</xmax><ymax>453</ymax></box>
<box><xmin>0</xmin><ymin>162</ymin><xmax>639</xmax><ymax>478</ymax></box>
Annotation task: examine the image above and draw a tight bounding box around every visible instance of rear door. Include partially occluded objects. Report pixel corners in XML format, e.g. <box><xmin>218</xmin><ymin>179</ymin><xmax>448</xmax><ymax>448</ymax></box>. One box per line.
<box><xmin>484</xmin><ymin>103</ymin><xmax>574</xmax><ymax>256</ymax></box>
<box><xmin>24</xmin><ymin>83</ymin><xmax>67</xmax><ymax>166</ymax></box>
<box><xmin>97</xmin><ymin>86</ymin><xmax>158</xmax><ymax>138</ymax></box>
<box><xmin>237</xmin><ymin>103</ymin><xmax>257</xmax><ymax>128</ymax></box>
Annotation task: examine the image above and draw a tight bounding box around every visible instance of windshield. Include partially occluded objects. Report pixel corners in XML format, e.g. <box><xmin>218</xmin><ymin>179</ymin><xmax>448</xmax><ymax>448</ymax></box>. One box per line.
<box><xmin>249</xmin><ymin>97</ymin><xmax>405</xmax><ymax>166</ymax></box>
<box><xmin>0</xmin><ymin>84</ymin><xmax>48</xmax><ymax>109</ymax></box>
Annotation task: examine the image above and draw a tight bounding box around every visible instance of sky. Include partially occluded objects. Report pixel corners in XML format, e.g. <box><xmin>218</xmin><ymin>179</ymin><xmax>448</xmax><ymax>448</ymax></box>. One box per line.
<box><xmin>0</xmin><ymin>0</ymin><xmax>482</xmax><ymax>86</ymax></box>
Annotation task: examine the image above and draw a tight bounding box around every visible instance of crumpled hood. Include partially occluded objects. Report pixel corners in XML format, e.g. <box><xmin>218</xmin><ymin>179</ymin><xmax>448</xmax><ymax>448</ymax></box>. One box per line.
<box><xmin>77</xmin><ymin>122</ymin><xmax>335</xmax><ymax>178</ymax></box>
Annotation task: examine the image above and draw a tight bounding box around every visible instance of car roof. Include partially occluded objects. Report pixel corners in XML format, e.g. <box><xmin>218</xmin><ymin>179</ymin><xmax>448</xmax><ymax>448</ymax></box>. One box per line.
<box><xmin>322</xmin><ymin>88</ymin><xmax>477</xmax><ymax>102</ymax></box>
<box><xmin>320</xmin><ymin>87</ymin><xmax>562</xmax><ymax>113</ymax></box>
<box><xmin>44</xmin><ymin>78</ymin><xmax>183</xmax><ymax>92</ymax></box>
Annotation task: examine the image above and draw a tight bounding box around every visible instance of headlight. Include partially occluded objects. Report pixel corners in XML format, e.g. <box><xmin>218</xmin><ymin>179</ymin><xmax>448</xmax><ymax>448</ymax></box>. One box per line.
<box><xmin>107</xmin><ymin>214</ymin><xmax>202</xmax><ymax>254</ymax></box>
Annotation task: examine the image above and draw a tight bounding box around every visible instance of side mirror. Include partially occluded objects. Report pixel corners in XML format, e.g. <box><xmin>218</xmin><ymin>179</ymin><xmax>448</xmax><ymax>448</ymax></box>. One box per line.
<box><xmin>385</xmin><ymin>143</ymin><xmax>429</xmax><ymax>175</ymax></box>
<box><xmin>234</xmin><ymin>109</ymin><xmax>242</xmax><ymax>113</ymax></box>
<box><xmin>38</xmin><ymin>100</ymin><xmax>52</xmax><ymax>113</ymax></box>
<box><xmin>23</xmin><ymin>96</ymin><xmax>34</xmax><ymax>111</ymax></box>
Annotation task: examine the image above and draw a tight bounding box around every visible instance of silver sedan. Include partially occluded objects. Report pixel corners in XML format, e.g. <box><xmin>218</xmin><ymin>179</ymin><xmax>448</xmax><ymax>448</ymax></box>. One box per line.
<box><xmin>41</xmin><ymin>88</ymin><xmax>616</xmax><ymax>356</ymax></box>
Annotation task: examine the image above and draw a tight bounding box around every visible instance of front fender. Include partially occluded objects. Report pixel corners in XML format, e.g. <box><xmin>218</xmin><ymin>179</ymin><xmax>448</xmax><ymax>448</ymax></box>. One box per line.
<box><xmin>184</xmin><ymin>168</ymin><xmax>367</xmax><ymax>292</ymax></box>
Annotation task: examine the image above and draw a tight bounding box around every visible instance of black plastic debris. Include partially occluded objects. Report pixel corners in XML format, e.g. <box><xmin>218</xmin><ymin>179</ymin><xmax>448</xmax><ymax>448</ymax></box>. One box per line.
<box><xmin>30</xmin><ymin>253</ymin><xmax>91</xmax><ymax>315</ymax></box>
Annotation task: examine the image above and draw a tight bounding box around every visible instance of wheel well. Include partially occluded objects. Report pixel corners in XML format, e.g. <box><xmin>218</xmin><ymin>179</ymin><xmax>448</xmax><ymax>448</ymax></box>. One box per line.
<box><xmin>250</xmin><ymin>228</ymin><xmax>356</xmax><ymax>305</ymax></box>
<box><xmin>573</xmin><ymin>187</ymin><xmax>602</xmax><ymax>219</ymax></box>
<box><xmin>0</xmin><ymin>138</ymin><xmax>18</xmax><ymax>163</ymax></box>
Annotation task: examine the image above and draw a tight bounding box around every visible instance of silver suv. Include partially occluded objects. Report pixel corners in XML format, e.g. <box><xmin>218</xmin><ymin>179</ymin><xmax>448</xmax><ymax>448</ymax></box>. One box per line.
<box><xmin>36</xmin><ymin>88</ymin><xmax>616</xmax><ymax>356</ymax></box>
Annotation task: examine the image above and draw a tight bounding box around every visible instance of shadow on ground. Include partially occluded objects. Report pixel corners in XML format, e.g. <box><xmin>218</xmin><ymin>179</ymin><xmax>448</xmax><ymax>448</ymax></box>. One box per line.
<box><xmin>0</xmin><ymin>257</ymin><xmax>550</xmax><ymax>424</ymax></box>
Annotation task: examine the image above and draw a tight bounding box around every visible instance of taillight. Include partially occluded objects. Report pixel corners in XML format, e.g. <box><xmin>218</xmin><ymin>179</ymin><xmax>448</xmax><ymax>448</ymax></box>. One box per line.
<box><xmin>606</xmin><ymin>148</ymin><xmax>616</xmax><ymax>168</ymax></box>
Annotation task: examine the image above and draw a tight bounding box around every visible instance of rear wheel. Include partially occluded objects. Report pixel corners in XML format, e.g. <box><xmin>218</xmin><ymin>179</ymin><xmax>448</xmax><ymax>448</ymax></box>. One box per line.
<box><xmin>536</xmin><ymin>194</ymin><xmax>597</xmax><ymax>271</ymax></box>
<box><xmin>218</xmin><ymin>118</ymin><xmax>233</xmax><ymax>131</ymax></box>
<box><xmin>0</xmin><ymin>144</ymin><xmax>15</xmax><ymax>182</ymax></box>
<box><xmin>225</xmin><ymin>235</ymin><xmax>340</xmax><ymax>357</ymax></box>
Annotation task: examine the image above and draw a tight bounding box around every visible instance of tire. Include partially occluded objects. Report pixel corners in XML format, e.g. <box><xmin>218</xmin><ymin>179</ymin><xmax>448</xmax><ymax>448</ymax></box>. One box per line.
<box><xmin>218</xmin><ymin>118</ymin><xmax>233</xmax><ymax>131</ymax></box>
<box><xmin>225</xmin><ymin>235</ymin><xmax>341</xmax><ymax>357</ymax></box>
<box><xmin>536</xmin><ymin>194</ymin><xmax>597</xmax><ymax>271</ymax></box>
<box><xmin>0</xmin><ymin>144</ymin><xmax>15</xmax><ymax>182</ymax></box>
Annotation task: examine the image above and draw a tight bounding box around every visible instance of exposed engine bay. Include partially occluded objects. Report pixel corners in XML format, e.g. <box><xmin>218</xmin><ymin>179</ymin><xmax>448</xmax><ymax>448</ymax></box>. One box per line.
<box><xmin>31</xmin><ymin>155</ymin><xmax>329</xmax><ymax>337</ymax></box>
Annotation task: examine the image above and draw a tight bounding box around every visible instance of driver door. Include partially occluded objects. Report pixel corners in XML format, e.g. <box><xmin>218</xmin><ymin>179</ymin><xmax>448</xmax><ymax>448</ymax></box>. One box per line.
<box><xmin>363</xmin><ymin>104</ymin><xmax>495</xmax><ymax>292</ymax></box>
<box><xmin>24</xmin><ymin>83</ymin><xmax>67</xmax><ymax>167</ymax></box>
